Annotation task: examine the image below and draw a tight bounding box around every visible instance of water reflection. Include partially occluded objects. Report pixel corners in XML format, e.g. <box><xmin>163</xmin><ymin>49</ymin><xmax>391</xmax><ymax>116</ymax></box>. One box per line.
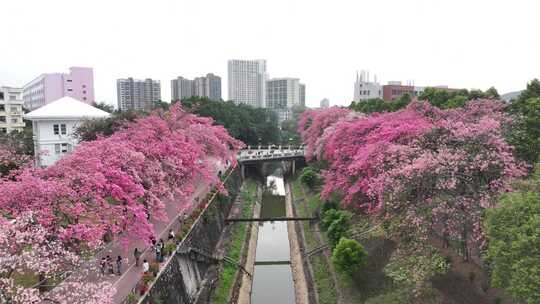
<box><xmin>251</xmin><ymin>174</ymin><xmax>295</xmax><ymax>304</ymax></box>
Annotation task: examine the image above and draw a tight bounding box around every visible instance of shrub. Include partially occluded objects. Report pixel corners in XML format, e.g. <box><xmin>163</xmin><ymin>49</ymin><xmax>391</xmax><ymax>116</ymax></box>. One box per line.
<box><xmin>164</xmin><ymin>242</ymin><xmax>177</xmax><ymax>256</ymax></box>
<box><xmin>300</xmin><ymin>166</ymin><xmax>319</xmax><ymax>189</ymax></box>
<box><xmin>331</xmin><ymin>238</ymin><xmax>368</xmax><ymax>276</ymax></box>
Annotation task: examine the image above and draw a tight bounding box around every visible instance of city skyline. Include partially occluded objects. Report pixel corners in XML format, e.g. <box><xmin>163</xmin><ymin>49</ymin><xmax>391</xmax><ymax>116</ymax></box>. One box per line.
<box><xmin>1</xmin><ymin>0</ymin><xmax>539</xmax><ymax>108</ymax></box>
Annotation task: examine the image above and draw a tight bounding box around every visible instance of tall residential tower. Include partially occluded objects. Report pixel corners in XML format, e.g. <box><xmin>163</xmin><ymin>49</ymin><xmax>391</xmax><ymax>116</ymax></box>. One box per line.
<box><xmin>228</xmin><ymin>59</ymin><xmax>267</xmax><ymax>108</ymax></box>
<box><xmin>171</xmin><ymin>73</ymin><xmax>221</xmax><ymax>101</ymax></box>
<box><xmin>117</xmin><ymin>78</ymin><xmax>161</xmax><ymax>111</ymax></box>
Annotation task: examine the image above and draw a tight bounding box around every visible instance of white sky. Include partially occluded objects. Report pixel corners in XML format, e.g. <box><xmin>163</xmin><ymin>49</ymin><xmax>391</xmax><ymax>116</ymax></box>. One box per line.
<box><xmin>1</xmin><ymin>0</ymin><xmax>539</xmax><ymax>108</ymax></box>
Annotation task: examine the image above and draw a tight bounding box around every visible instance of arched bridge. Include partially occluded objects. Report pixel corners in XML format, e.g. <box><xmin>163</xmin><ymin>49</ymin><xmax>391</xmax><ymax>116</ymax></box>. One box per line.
<box><xmin>237</xmin><ymin>145</ymin><xmax>305</xmax><ymax>164</ymax></box>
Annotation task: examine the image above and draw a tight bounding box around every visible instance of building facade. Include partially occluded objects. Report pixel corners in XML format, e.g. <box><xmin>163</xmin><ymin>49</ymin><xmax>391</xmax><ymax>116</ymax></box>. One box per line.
<box><xmin>117</xmin><ymin>78</ymin><xmax>161</xmax><ymax>111</ymax></box>
<box><xmin>266</xmin><ymin>78</ymin><xmax>301</xmax><ymax>109</ymax></box>
<box><xmin>0</xmin><ymin>86</ymin><xmax>25</xmax><ymax>133</ymax></box>
<box><xmin>23</xmin><ymin>67</ymin><xmax>95</xmax><ymax>110</ymax></box>
<box><xmin>24</xmin><ymin>96</ymin><xmax>110</xmax><ymax>167</ymax></box>
<box><xmin>299</xmin><ymin>83</ymin><xmax>306</xmax><ymax>107</ymax></box>
<box><xmin>266</xmin><ymin>78</ymin><xmax>306</xmax><ymax>125</ymax></box>
<box><xmin>228</xmin><ymin>59</ymin><xmax>267</xmax><ymax>108</ymax></box>
<box><xmin>382</xmin><ymin>81</ymin><xmax>415</xmax><ymax>101</ymax></box>
<box><xmin>320</xmin><ymin>98</ymin><xmax>330</xmax><ymax>108</ymax></box>
<box><xmin>171</xmin><ymin>77</ymin><xmax>194</xmax><ymax>101</ymax></box>
<box><xmin>171</xmin><ymin>73</ymin><xmax>221</xmax><ymax>102</ymax></box>
<box><xmin>353</xmin><ymin>70</ymin><xmax>382</xmax><ymax>102</ymax></box>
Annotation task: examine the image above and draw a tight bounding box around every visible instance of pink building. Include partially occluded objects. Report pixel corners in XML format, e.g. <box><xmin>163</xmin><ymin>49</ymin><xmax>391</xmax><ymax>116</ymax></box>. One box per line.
<box><xmin>23</xmin><ymin>67</ymin><xmax>95</xmax><ymax>110</ymax></box>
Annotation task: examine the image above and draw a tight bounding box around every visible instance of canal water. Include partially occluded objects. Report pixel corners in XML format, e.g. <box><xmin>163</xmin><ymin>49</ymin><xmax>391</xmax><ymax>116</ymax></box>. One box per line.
<box><xmin>251</xmin><ymin>174</ymin><xmax>295</xmax><ymax>304</ymax></box>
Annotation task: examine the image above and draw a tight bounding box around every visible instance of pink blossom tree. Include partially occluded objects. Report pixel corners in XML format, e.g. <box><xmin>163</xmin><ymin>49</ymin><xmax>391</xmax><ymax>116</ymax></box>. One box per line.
<box><xmin>0</xmin><ymin>212</ymin><xmax>115</xmax><ymax>304</ymax></box>
<box><xmin>0</xmin><ymin>105</ymin><xmax>242</xmax><ymax>250</ymax></box>
<box><xmin>299</xmin><ymin>100</ymin><xmax>526</xmax><ymax>259</ymax></box>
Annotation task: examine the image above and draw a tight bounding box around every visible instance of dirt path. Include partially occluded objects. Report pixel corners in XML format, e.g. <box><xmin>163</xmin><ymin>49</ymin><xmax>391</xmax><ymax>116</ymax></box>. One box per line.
<box><xmin>285</xmin><ymin>182</ymin><xmax>310</xmax><ymax>304</ymax></box>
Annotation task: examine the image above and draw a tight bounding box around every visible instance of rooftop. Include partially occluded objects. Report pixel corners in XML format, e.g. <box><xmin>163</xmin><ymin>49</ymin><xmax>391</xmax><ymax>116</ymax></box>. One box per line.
<box><xmin>24</xmin><ymin>96</ymin><xmax>111</xmax><ymax>120</ymax></box>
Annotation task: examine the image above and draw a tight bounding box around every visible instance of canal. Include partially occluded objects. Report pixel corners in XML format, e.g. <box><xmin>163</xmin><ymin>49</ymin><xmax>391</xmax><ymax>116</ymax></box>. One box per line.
<box><xmin>251</xmin><ymin>174</ymin><xmax>295</xmax><ymax>304</ymax></box>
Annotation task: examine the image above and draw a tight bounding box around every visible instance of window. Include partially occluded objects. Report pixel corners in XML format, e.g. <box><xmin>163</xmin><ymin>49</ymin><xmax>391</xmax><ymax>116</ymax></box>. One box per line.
<box><xmin>82</xmin><ymin>90</ymin><xmax>86</xmax><ymax>94</ymax></box>
<box><xmin>0</xmin><ymin>92</ymin><xmax>3</xmax><ymax>100</ymax></box>
<box><xmin>10</xmin><ymin>106</ymin><xmax>18</xmax><ymax>113</ymax></box>
<box><xmin>67</xmin><ymin>88</ymin><xmax>73</xmax><ymax>92</ymax></box>
<box><xmin>83</xmin><ymin>97</ymin><xmax>87</xmax><ymax>101</ymax></box>
<box><xmin>60</xmin><ymin>124</ymin><xmax>66</xmax><ymax>135</ymax></box>
<box><xmin>0</xmin><ymin>105</ymin><xmax>4</xmax><ymax>111</ymax></box>
<box><xmin>54</xmin><ymin>143</ymin><xmax>71</xmax><ymax>155</ymax></box>
<box><xmin>53</xmin><ymin>124</ymin><xmax>59</xmax><ymax>135</ymax></box>
<box><xmin>9</xmin><ymin>95</ymin><xmax>17</xmax><ymax>101</ymax></box>
<box><xmin>11</xmin><ymin>118</ymin><xmax>18</xmax><ymax>123</ymax></box>
<box><xmin>0</xmin><ymin>128</ymin><xmax>6</xmax><ymax>133</ymax></box>
<box><xmin>0</xmin><ymin>116</ymin><xmax>5</xmax><ymax>123</ymax></box>
<box><xmin>61</xmin><ymin>143</ymin><xmax>70</xmax><ymax>153</ymax></box>
<box><xmin>67</xmin><ymin>79</ymin><xmax>72</xmax><ymax>82</ymax></box>
<box><xmin>82</xmin><ymin>85</ymin><xmax>86</xmax><ymax>88</ymax></box>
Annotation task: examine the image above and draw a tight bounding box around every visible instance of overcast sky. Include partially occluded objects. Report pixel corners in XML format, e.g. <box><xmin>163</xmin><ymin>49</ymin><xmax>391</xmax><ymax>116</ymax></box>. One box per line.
<box><xmin>1</xmin><ymin>0</ymin><xmax>539</xmax><ymax>108</ymax></box>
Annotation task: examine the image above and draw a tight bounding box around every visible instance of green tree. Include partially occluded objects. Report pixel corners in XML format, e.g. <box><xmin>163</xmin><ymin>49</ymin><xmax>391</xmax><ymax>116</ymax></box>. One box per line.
<box><xmin>326</xmin><ymin>210</ymin><xmax>352</xmax><ymax>248</ymax></box>
<box><xmin>516</xmin><ymin>79</ymin><xmax>540</xmax><ymax>103</ymax></box>
<box><xmin>74</xmin><ymin>110</ymin><xmax>141</xmax><ymax>141</ymax></box>
<box><xmin>485</xmin><ymin>165</ymin><xmax>540</xmax><ymax>303</ymax></box>
<box><xmin>92</xmin><ymin>102</ymin><xmax>115</xmax><ymax>113</ymax></box>
<box><xmin>331</xmin><ymin>238</ymin><xmax>368</xmax><ymax>276</ymax></box>
<box><xmin>179</xmin><ymin>96</ymin><xmax>280</xmax><ymax>145</ymax></box>
<box><xmin>299</xmin><ymin>166</ymin><xmax>318</xmax><ymax>189</ymax></box>
<box><xmin>507</xmin><ymin>96</ymin><xmax>540</xmax><ymax>164</ymax></box>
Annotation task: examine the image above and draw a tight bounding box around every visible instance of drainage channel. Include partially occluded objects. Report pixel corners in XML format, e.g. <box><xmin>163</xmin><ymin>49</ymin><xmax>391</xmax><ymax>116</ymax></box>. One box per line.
<box><xmin>250</xmin><ymin>174</ymin><xmax>295</xmax><ymax>304</ymax></box>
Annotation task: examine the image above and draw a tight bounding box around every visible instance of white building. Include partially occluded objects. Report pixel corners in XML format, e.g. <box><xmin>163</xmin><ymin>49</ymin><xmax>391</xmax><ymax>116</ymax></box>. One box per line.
<box><xmin>25</xmin><ymin>96</ymin><xmax>110</xmax><ymax>167</ymax></box>
<box><xmin>353</xmin><ymin>70</ymin><xmax>382</xmax><ymax>101</ymax></box>
<box><xmin>320</xmin><ymin>98</ymin><xmax>330</xmax><ymax>108</ymax></box>
<box><xmin>228</xmin><ymin>59</ymin><xmax>267</xmax><ymax>108</ymax></box>
<box><xmin>0</xmin><ymin>86</ymin><xmax>25</xmax><ymax>133</ymax></box>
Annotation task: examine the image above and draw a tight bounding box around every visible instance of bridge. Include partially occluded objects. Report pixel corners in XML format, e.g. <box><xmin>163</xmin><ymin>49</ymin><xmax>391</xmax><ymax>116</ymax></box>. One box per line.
<box><xmin>237</xmin><ymin>145</ymin><xmax>305</xmax><ymax>164</ymax></box>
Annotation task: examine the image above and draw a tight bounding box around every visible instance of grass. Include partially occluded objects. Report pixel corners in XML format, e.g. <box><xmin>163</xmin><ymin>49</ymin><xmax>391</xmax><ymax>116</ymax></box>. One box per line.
<box><xmin>212</xmin><ymin>180</ymin><xmax>257</xmax><ymax>304</ymax></box>
<box><xmin>292</xmin><ymin>178</ymin><xmax>338</xmax><ymax>304</ymax></box>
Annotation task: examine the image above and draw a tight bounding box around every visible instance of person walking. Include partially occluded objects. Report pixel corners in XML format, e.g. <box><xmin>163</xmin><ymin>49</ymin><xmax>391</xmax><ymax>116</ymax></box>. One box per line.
<box><xmin>134</xmin><ymin>248</ymin><xmax>141</xmax><ymax>266</ymax></box>
<box><xmin>157</xmin><ymin>239</ymin><xmax>165</xmax><ymax>262</ymax></box>
<box><xmin>142</xmin><ymin>259</ymin><xmax>149</xmax><ymax>273</ymax></box>
<box><xmin>116</xmin><ymin>255</ymin><xmax>123</xmax><ymax>275</ymax></box>
<box><xmin>106</xmin><ymin>255</ymin><xmax>114</xmax><ymax>274</ymax></box>
<box><xmin>168</xmin><ymin>229</ymin><xmax>175</xmax><ymax>241</ymax></box>
<box><xmin>100</xmin><ymin>257</ymin><xmax>107</xmax><ymax>275</ymax></box>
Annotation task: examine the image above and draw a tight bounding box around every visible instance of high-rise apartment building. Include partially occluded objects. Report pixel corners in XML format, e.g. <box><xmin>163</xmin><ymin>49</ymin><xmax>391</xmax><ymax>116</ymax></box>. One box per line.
<box><xmin>205</xmin><ymin>73</ymin><xmax>221</xmax><ymax>101</ymax></box>
<box><xmin>228</xmin><ymin>60</ymin><xmax>267</xmax><ymax>108</ymax></box>
<box><xmin>117</xmin><ymin>78</ymin><xmax>161</xmax><ymax>111</ymax></box>
<box><xmin>0</xmin><ymin>86</ymin><xmax>25</xmax><ymax>133</ymax></box>
<box><xmin>171</xmin><ymin>77</ymin><xmax>194</xmax><ymax>101</ymax></box>
<box><xmin>266</xmin><ymin>78</ymin><xmax>305</xmax><ymax>124</ymax></box>
<box><xmin>23</xmin><ymin>67</ymin><xmax>94</xmax><ymax>110</ymax></box>
<box><xmin>353</xmin><ymin>70</ymin><xmax>382</xmax><ymax>102</ymax></box>
<box><xmin>266</xmin><ymin>78</ymin><xmax>301</xmax><ymax>109</ymax></box>
<box><xmin>171</xmin><ymin>73</ymin><xmax>221</xmax><ymax>101</ymax></box>
<box><xmin>299</xmin><ymin>83</ymin><xmax>306</xmax><ymax>107</ymax></box>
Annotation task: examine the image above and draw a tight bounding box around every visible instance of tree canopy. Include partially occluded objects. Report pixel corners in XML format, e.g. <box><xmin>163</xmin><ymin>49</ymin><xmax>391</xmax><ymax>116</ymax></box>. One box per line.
<box><xmin>177</xmin><ymin>96</ymin><xmax>281</xmax><ymax>146</ymax></box>
<box><xmin>485</xmin><ymin>164</ymin><xmax>540</xmax><ymax>303</ymax></box>
<box><xmin>299</xmin><ymin>100</ymin><xmax>525</xmax><ymax>258</ymax></box>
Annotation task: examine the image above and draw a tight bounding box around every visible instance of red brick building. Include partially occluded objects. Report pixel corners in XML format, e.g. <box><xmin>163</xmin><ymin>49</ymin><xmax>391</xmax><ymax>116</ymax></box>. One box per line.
<box><xmin>382</xmin><ymin>81</ymin><xmax>415</xmax><ymax>101</ymax></box>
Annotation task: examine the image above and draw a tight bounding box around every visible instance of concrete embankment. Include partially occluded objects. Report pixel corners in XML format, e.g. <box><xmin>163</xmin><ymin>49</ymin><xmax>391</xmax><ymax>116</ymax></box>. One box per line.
<box><xmin>285</xmin><ymin>181</ymin><xmax>310</xmax><ymax>304</ymax></box>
